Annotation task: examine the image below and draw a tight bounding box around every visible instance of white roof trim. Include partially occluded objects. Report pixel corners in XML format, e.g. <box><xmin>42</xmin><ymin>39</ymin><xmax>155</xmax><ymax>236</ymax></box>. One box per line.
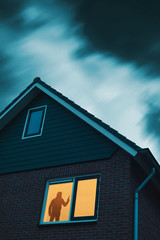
<box><xmin>35</xmin><ymin>83</ymin><xmax>137</xmax><ymax>156</ymax></box>
<box><xmin>0</xmin><ymin>82</ymin><xmax>138</xmax><ymax>157</ymax></box>
<box><xmin>0</xmin><ymin>84</ymin><xmax>36</xmax><ymax>120</ymax></box>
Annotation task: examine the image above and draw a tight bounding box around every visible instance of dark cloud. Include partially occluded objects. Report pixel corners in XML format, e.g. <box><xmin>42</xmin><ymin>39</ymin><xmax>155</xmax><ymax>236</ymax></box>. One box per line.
<box><xmin>143</xmin><ymin>99</ymin><xmax>160</xmax><ymax>144</ymax></box>
<box><xmin>0</xmin><ymin>0</ymin><xmax>159</xmax><ymax>161</ymax></box>
<box><xmin>0</xmin><ymin>51</ymin><xmax>18</xmax><ymax>109</ymax></box>
<box><xmin>0</xmin><ymin>0</ymin><xmax>26</xmax><ymax>29</ymax></box>
<box><xmin>0</xmin><ymin>0</ymin><xmax>73</xmax><ymax>111</ymax></box>
<box><xmin>60</xmin><ymin>0</ymin><xmax>160</xmax><ymax>76</ymax></box>
<box><xmin>0</xmin><ymin>51</ymin><xmax>12</xmax><ymax>88</ymax></box>
<box><xmin>0</xmin><ymin>0</ymin><xmax>54</xmax><ymax>32</ymax></box>
<box><xmin>2</xmin><ymin>0</ymin><xmax>160</xmax><ymax>76</ymax></box>
<box><xmin>0</xmin><ymin>0</ymin><xmax>24</xmax><ymax>19</ymax></box>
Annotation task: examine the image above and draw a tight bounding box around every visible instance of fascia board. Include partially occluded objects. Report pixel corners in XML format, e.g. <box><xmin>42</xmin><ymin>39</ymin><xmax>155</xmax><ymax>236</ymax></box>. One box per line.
<box><xmin>35</xmin><ymin>83</ymin><xmax>138</xmax><ymax>157</ymax></box>
<box><xmin>0</xmin><ymin>85</ymin><xmax>37</xmax><ymax>119</ymax></box>
<box><xmin>0</xmin><ymin>85</ymin><xmax>40</xmax><ymax>130</ymax></box>
<box><xmin>0</xmin><ymin>82</ymin><xmax>137</xmax><ymax>156</ymax></box>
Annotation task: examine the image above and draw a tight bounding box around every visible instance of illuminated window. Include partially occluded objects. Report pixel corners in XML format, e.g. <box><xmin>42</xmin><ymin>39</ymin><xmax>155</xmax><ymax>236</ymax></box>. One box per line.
<box><xmin>40</xmin><ymin>175</ymin><xmax>100</xmax><ymax>224</ymax></box>
<box><xmin>22</xmin><ymin>106</ymin><xmax>47</xmax><ymax>139</ymax></box>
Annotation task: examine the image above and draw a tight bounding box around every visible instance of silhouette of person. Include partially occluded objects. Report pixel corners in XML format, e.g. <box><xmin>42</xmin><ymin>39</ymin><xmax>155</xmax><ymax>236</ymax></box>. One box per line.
<box><xmin>49</xmin><ymin>192</ymin><xmax>70</xmax><ymax>221</ymax></box>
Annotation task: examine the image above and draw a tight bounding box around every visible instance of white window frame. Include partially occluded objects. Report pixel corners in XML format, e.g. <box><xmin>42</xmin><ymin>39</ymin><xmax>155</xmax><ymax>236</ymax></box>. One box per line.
<box><xmin>22</xmin><ymin>105</ymin><xmax>47</xmax><ymax>139</ymax></box>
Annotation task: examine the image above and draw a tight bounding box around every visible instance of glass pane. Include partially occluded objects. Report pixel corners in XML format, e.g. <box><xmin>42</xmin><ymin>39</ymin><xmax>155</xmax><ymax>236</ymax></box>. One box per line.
<box><xmin>74</xmin><ymin>178</ymin><xmax>97</xmax><ymax>217</ymax></box>
<box><xmin>43</xmin><ymin>182</ymin><xmax>73</xmax><ymax>222</ymax></box>
<box><xmin>27</xmin><ymin>109</ymin><xmax>44</xmax><ymax>135</ymax></box>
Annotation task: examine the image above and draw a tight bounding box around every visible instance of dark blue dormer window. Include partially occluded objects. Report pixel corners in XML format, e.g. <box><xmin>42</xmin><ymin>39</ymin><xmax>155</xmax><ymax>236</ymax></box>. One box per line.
<box><xmin>22</xmin><ymin>106</ymin><xmax>47</xmax><ymax>139</ymax></box>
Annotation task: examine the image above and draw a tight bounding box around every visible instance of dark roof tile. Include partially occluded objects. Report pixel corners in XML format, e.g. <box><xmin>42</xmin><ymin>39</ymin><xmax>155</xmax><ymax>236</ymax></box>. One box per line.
<box><xmin>0</xmin><ymin>77</ymin><xmax>141</xmax><ymax>151</ymax></box>
<box><xmin>36</xmin><ymin>78</ymin><xmax>141</xmax><ymax>151</ymax></box>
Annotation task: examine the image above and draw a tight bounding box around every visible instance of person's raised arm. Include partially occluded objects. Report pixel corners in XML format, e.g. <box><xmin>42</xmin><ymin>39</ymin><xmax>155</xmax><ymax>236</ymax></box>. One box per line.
<box><xmin>62</xmin><ymin>196</ymin><xmax>70</xmax><ymax>207</ymax></box>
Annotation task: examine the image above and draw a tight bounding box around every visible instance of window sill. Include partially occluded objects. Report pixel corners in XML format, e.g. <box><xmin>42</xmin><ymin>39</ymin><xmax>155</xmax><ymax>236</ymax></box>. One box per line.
<box><xmin>39</xmin><ymin>218</ymin><xmax>98</xmax><ymax>225</ymax></box>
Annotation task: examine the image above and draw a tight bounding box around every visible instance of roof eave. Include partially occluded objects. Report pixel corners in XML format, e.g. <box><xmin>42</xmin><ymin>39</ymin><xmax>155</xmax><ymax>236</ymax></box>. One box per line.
<box><xmin>0</xmin><ymin>85</ymin><xmax>40</xmax><ymax>130</ymax></box>
<box><xmin>0</xmin><ymin>79</ymin><xmax>138</xmax><ymax>156</ymax></box>
<box><xmin>135</xmin><ymin>148</ymin><xmax>160</xmax><ymax>192</ymax></box>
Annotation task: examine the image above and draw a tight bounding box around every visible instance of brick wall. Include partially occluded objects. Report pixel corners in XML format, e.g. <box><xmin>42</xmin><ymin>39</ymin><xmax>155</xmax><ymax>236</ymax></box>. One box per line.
<box><xmin>130</xmin><ymin>160</ymin><xmax>160</xmax><ymax>240</ymax></box>
<box><xmin>0</xmin><ymin>149</ymin><xmax>132</xmax><ymax>240</ymax></box>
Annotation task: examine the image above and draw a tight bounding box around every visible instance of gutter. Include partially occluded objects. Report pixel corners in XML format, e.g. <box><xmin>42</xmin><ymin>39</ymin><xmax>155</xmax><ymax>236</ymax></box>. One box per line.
<box><xmin>134</xmin><ymin>168</ymin><xmax>155</xmax><ymax>240</ymax></box>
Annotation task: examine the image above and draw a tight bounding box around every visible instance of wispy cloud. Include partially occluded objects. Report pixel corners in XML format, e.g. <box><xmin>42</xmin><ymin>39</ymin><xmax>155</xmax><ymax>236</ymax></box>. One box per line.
<box><xmin>65</xmin><ymin>0</ymin><xmax>160</xmax><ymax>77</ymax></box>
<box><xmin>0</xmin><ymin>0</ymin><xmax>160</xmax><ymax>161</ymax></box>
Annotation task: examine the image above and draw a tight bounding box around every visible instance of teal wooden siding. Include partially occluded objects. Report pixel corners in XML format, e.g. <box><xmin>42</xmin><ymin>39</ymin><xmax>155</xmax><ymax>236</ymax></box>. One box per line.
<box><xmin>0</xmin><ymin>93</ymin><xmax>117</xmax><ymax>174</ymax></box>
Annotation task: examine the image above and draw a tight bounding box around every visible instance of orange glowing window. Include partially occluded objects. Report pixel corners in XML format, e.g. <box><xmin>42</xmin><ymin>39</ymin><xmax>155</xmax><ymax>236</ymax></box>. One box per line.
<box><xmin>40</xmin><ymin>175</ymin><xmax>100</xmax><ymax>224</ymax></box>
<box><xmin>74</xmin><ymin>179</ymin><xmax>97</xmax><ymax>217</ymax></box>
<box><xmin>43</xmin><ymin>182</ymin><xmax>73</xmax><ymax>222</ymax></box>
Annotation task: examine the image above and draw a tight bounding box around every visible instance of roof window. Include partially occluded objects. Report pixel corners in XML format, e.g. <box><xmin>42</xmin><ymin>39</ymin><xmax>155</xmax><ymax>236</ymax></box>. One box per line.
<box><xmin>22</xmin><ymin>106</ymin><xmax>47</xmax><ymax>139</ymax></box>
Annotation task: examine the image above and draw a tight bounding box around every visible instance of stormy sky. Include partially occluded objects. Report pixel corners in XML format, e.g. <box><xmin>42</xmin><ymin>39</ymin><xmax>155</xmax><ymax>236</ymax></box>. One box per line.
<box><xmin>0</xmin><ymin>0</ymin><xmax>160</xmax><ymax>161</ymax></box>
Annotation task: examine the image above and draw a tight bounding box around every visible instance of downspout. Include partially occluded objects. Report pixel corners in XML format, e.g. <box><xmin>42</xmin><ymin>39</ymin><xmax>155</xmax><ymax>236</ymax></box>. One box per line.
<box><xmin>134</xmin><ymin>167</ymin><xmax>155</xmax><ymax>240</ymax></box>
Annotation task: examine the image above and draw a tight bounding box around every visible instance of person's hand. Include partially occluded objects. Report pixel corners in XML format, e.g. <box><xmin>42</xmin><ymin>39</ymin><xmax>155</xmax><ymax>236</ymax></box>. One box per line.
<box><xmin>67</xmin><ymin>196</ymin><xmax>70</xmax><ymax>202</ymax></box>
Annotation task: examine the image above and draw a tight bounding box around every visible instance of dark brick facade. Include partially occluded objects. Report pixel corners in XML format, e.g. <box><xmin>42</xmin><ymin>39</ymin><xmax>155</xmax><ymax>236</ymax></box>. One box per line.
<box><xmin>1</xmin><ymin>149</ymin><xmax>160</xmax><ymax>240</ymax></box>
<box><xmin>130</xmin><ymin>160</ymin><xmax>160</xmax><ymax>240</ymax></box>
<box><xmin>0</xmin><ymin>149</ymin><xmax>132</xmax><ymax>240</ymax></box>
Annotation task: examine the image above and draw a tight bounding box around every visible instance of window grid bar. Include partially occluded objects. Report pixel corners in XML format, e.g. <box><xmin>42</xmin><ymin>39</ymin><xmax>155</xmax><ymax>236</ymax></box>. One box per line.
<box><xmin>68</xmin><ymin>178</ymin><xmax>75</xmax><ymax>221</ymax></box>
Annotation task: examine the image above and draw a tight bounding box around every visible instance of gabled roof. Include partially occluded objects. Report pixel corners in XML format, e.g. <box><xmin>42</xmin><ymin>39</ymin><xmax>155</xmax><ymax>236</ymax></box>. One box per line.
<box><xmin>0</xmin><ymin>77</ymin><xmax>141</xmax><ymax>156</ymax></box>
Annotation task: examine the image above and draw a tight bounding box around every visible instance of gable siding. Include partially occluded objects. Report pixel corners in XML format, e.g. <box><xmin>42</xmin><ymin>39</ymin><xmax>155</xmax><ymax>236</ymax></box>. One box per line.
<box><xmin>0</xmin><ymin>93</ymin><xmax>117</xmax><ymax>174</ymax></box>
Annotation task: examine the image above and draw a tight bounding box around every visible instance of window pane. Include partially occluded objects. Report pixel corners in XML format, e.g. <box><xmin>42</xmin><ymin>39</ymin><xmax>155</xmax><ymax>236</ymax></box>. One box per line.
<box><xmin>74</xmin><ymin>178</ymin><xmax>97</xmax><ymax>217</ymax></box>
<box><xmin>43</xmin><ymin>182</ymin><xmax>73</xmax><ymax>222</ymax></box>
<box><xmin>27</xmin><ymin>109</ymin><xmax>43</xmax><ymax>135</ymax></box>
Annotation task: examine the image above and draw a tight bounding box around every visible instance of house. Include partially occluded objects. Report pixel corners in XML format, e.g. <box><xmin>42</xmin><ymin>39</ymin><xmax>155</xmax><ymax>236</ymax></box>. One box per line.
<box><xmin>0</xmin><ymin>77</ymin><xmax>160</xmax><ymax>240</ymax></box>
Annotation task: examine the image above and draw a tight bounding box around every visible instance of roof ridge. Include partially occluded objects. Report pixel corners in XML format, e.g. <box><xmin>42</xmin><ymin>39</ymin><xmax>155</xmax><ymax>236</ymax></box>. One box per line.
<box><xmin>34</xmin><ymin>78</ymin><xmax>141</xmax><ymax>151</ymax></box>
<box><xmin>33</xmin><ymin>77</ymin><xmax>41</xmax><ymax>83</ymax></box>
<box><xmin>0</xmin><ymin>77</ymin><xmax>141</xmax><ymax>151</ymax></box>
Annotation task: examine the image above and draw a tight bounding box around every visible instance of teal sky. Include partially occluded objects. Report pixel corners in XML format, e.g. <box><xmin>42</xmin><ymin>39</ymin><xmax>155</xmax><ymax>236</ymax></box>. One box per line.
<box><xmin>0</xmin><ymin>0</ymin><xmax>160</xmax><ymax>161</ymax></box>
